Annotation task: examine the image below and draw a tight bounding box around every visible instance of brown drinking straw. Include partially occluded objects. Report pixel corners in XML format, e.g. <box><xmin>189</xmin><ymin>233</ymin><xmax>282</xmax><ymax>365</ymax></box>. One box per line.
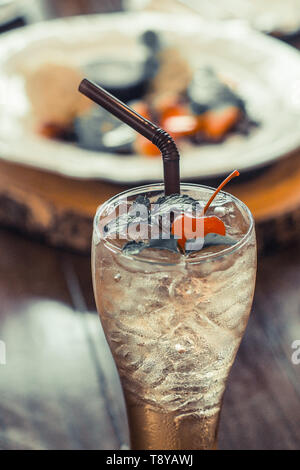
<box><xmin>79</xmin><ymin>79</ymin><xmax>180</xmax><ymax>195</ymax></box>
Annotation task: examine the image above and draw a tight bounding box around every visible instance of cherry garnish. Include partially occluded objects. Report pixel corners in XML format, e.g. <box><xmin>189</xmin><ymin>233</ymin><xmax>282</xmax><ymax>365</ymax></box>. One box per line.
<box><xmin>172</xmin><ymin>214</ymin><xmax>226</xmax><ymax>251</ymax></box>
<box><xmin>203</xmin><ymin>170</ymin><xmax>240</xmax><ymax>214</ymax></box>
<box><xmin>172</xmin><ymin>170</ymin><xmax>240</xmax><ymax>251</ymax></box>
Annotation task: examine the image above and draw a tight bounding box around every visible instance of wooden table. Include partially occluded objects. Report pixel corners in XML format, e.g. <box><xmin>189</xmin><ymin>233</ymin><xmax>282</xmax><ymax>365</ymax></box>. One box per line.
<box><xmin>0</xmin><ymin>2</ymin><xmax>299</xmax><ymax>451</ymax></box>
<box><xmin>0</xmin><ymin>228</ymin><xmax>299</xmax><ymax>450</ymax></box>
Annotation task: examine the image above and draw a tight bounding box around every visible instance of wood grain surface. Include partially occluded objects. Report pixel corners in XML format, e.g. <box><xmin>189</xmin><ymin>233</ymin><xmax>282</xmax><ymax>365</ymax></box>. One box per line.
<box><xmin>1</xmin><ymin>149</ymin><xmax>300</xmax><ymax>253</ymax></box>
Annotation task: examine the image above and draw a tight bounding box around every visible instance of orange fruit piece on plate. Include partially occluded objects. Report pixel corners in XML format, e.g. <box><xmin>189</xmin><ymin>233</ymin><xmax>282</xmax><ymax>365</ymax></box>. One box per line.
<box><xmin>203</xmin><ymin>105</ymin><xmax>240</xmax><ymax>139</ymax></box>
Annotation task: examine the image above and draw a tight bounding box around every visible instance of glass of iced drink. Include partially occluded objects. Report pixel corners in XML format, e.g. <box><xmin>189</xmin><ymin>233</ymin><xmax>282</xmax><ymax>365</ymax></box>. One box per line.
<box><xmin>92</xmin><ymin>182</ymin><xmax>256</xmax><ymax>450</ymax></box>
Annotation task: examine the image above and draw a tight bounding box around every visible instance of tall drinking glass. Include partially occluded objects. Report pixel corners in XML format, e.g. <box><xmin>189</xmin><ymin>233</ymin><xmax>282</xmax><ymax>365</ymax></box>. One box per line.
<box><xmin>92</xmin><ymin>183</ymin><xmax>257</xmax><ymax>450</ymax></box>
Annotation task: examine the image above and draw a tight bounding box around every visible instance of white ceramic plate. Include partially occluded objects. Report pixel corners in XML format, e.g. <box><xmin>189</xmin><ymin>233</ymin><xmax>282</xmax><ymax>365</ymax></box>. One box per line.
<box><xmin>180</xmin><ymin>0</ymin><xmax>300</xmax><ymax>36</ymax></box>
<box><xmin>1</xmin><ymin>12</ymin><xmax>300</xmax><ymax>183</ymax></box>
<box><xmin>0</xmin><ymin>0</ymin><xmax>19</xmax><ymax>26</ymax></box>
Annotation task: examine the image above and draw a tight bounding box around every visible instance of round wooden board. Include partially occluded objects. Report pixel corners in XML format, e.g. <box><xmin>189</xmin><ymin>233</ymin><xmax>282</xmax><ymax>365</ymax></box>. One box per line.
<box><xmin>0</xmin><ymin>151</ymin><xmax>300</xmax><ymax>253</ymax></box>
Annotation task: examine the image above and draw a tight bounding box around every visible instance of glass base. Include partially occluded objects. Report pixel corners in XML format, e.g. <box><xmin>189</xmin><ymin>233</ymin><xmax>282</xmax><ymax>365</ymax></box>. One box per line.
<box><xmin>126</xmin><ymin>398</ymin><xmax>220</xmax><ymax>450</ymax></box>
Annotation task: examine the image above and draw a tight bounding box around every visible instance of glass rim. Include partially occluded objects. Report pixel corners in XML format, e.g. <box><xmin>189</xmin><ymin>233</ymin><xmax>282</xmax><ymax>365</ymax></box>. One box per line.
<box><xmin>93</xmin><ymin>182</ymin><xmax>255</xmax><ymax>264</ymax></box>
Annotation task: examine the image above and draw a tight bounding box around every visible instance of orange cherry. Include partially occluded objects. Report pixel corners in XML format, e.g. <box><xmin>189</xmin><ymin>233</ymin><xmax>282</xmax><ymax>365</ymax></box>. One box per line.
<box><xmin>172</xmin><ymin>214</ymin><xmax>225</xmax><ymax>251</ymax></box>
<box><xmin>203</xmin><ymin>216</ymin><xmax>226</xmax><ymax>236</ymax></box>
<box><xmin>202</xmin><ymin>105</ymin><xmax>240</xmax><ymax>140</ymax></box>
<box><xmin>171</xmin><ymin>170</ymin><xmax>240</xmax><ymax>251</ymax></box>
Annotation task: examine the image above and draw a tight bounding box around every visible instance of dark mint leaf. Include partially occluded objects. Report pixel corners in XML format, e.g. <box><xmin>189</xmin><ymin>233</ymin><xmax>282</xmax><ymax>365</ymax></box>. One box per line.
<box><xmin>149</xmin><ymin>237</ymin><xmax>179</xmax><ymax>253</ymax></box>
<box><xmin>122</xmin><ymin>237</ymin><xmax>179</xmax><ymax>256</ymax></box>
<box><xmin>128</xmin><ymin>204</ymin><xmax>150</xmax><ymax>223</ymax></box>
<box><xmin>153</xmin><ymin>194</ymin><xmax>201</xmax><ymax>221</ymax></box>
<box><xmin>122</xmin><ymin>241</ymin><xmax>148</xmax><ymax>255</ymax></box>
<box><xmin>185</xmin><ymin>238</ymin><xmax>205</xmax><ymax>253</ymax></box>
<box><xmin>156</xmin><ymin>193</ymin><xmax>198</xmax><ymax>208</ymax></box>
<box><xmin>185</xmin><ymin>234</ymin><xmax>236</xmax><ymax>253</ymax></box>
<box><xmin>105</xmin><ymin>204</ymin><xmax>150</xmax><ymax>236</ymax></box>
<box><xmin>134</xmin><ymin>195</ymin><xmax>151</xmax><ymax>210</ymax></box>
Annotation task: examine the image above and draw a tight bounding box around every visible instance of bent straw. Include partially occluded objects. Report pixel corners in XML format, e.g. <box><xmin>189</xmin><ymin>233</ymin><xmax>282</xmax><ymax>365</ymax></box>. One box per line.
<box><xmin>79</xmin><ymin>79</ymin><xmax>180</xmax><ymax>195</ymax></box>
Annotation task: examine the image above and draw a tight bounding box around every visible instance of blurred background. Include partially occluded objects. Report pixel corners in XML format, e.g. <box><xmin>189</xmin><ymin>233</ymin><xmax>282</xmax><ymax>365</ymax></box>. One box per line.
<box><xmin>0</xmin><ymin>0</ymin><xmax>299</xmax><ymax>450</ymax></box>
